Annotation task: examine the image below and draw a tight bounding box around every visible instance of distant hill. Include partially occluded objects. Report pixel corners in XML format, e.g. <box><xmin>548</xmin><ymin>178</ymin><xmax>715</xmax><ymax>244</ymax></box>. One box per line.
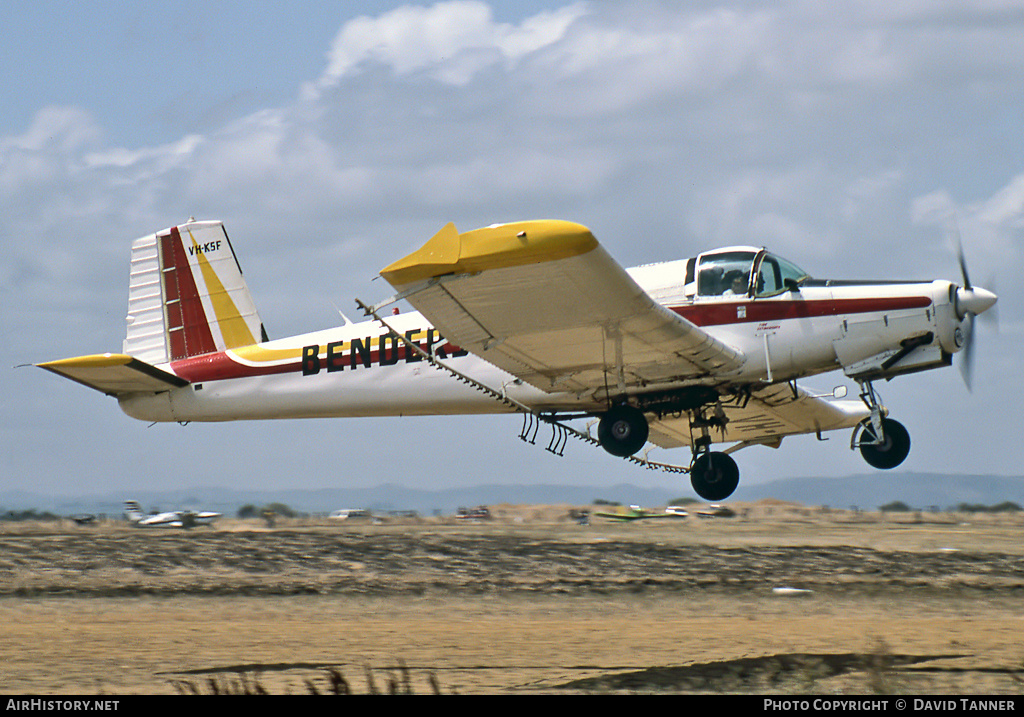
<box><xmin>0</xmin><ymin>482</ymin><xmax>678</xmax><ymax>517</ymax></box>
<box><xmin>0</xmin><ymin>473</ymin><xmax>1020</xmax><ymax>517</ymax></box>
<box><xmin>733</xmin><ymin>472</ymin><xmax>1024</xmax><ymax>510</ymax></box>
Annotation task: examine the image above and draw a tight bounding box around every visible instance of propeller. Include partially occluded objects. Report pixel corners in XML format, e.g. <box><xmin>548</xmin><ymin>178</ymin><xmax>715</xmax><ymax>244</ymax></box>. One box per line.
<box><xmin>959</xmin><ymin>311</ymin><xmax>975</xmax><ymax>390</ymax></box>
<box><xmin>947</xmin><ymin>220</ymin><xmax>998</xmax><ymax>390</ymax></box>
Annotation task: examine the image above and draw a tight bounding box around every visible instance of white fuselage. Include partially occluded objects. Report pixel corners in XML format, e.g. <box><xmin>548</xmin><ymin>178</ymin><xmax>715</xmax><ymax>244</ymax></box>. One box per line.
<box><xmin>118</xmin><ymin>259</ymin><xmax>961</xmax><ymax>427</ymax></box>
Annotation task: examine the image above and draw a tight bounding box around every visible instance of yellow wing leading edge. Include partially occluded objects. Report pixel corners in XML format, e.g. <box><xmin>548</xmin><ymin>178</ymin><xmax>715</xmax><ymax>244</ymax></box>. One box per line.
<box><xmin>380</xmin><ymin>220</ymin><xmax>746</xmax><ymax>398</ymax></box>
<box><xmin>37</xmin><ymin>353</ymin><xmax>188</xmax><ymax>397</ymax></box>
<box><xmin>381</xmin><ymin>220</ymin><xmax>599</xmax><ymax>286</ymax></box>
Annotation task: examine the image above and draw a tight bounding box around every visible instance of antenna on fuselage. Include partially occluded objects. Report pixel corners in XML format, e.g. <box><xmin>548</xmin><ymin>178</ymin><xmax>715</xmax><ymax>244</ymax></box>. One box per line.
<box><xmin>330</xmin><ymin>300</ymin><xmax>356</xmax><ymax>326</ymax></box>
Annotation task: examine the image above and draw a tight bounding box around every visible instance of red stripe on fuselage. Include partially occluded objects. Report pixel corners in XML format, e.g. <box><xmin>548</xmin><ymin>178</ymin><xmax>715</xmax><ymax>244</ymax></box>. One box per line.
<box><xmin>167</xmin><ymin>296</ymin><xmax>931</xmax><ymax>382</ymax></box>
<box><xmin>171</xmin><ymin>352</ymin><xmax>297</xmax><ymax>382</ymax></box>
<box><xmin>169</xmin><ymin>340</ymin><xmax>464</xmax><ymax>382</ymax></box>
<box><xmin>672</xmin><ymin>295</ymin><xmax>932</xmax><ymax>327</ymax></box>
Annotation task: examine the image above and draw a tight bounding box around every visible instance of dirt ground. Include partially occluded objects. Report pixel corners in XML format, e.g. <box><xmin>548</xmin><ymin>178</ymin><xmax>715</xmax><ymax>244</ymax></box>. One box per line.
<box><xmin>1</xmin><ymin>501</ymin><xmax>1023</xmax><ymax>695</ymax></box>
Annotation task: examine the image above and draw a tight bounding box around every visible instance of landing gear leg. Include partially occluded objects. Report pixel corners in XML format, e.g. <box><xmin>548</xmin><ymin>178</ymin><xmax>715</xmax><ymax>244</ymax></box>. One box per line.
<box><xmin>687</xmin><ymin>402</ymin><xmax>740</xmax><ymax>501</ymax></box>
<box><xmin>853</xmin><ymin>380</ymin><xmax>911</xmax><ymax>469</ymax></box>
<box><xmin>858</xmin><ymin>381</ymin><xmax>886</xmax><ymax>443</ymax></box>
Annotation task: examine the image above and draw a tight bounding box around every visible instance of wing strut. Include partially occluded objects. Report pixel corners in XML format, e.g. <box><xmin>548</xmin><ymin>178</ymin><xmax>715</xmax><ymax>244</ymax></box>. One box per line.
<box><xmin>355</xmin><ymin>298</ymin><xmax>689</xmax><ymax>473</ymax></box>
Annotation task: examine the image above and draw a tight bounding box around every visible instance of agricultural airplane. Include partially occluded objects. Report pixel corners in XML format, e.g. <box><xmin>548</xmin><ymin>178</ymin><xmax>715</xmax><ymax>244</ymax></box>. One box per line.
<box><xmin>123</xmin><ymin>500</ymin><xmax>221</xmax><ymax>528</ymax></box>
<box><xmin>594</xmin><ymin>505</ymin><xmax>686</xmax><ymax>522</ymax></box>
<box><xmin>39</xmin><ymin>219</ymin><xmax>997</xmax><ymax>501</ymax></box>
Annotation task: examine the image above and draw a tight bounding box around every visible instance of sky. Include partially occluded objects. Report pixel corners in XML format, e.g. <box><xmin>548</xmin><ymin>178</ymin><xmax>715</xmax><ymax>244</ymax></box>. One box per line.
<box><xmin>2</xmin><ymin>0</ymin><xmax>1021</xmax><ymax>501</ymax></box>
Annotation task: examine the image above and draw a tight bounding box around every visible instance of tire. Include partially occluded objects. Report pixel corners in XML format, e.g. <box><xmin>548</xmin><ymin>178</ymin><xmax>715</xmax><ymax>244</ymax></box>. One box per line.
<box><xmin>858</xmin><ymin>418</ymin><xmax>911</xmax><ymax>470</ymax></box>
<box><xmin>597</xmin><ymin>405</ymin><xmax>649</xmax><ymax>457</ymax></box>
<box><xmin>690</xmin><ymin>452</ymin><xmax>740</xmax><ymax>501</ymax></box>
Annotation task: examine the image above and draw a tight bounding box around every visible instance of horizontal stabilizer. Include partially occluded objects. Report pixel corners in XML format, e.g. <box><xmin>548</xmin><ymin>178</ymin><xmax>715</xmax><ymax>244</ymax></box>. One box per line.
<box><xmin>37</xmin><ymin>353</ymin><xmax>188</xmax><ymax>397</ymax></box>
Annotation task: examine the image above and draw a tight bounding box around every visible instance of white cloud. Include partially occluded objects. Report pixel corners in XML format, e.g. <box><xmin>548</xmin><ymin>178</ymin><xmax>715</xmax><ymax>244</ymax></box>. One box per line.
<box><xmin>911</xmin><ymin>190</ymin><xmax>958</xmax><ymax>228</ymax></box>
<box><xmin>908</xmin><ymin>176</ymin><xmax>1022</xmax><ymax>288</ymax></box>
<box><xmin>975</xmin><ymin>172</ymin><xmax>1024</xmax><ymax>227</ymax></box>
<box><xmin>543</xmin><ymin>7</ymin><xmax>774</xmax><ymax>86</ymax></box>
<box><xmin>83</xmin><ymin>134</ymin><xmax>204</xmax><ymax>173</ymax></box>
<box><xmin>5</xmin><ymin>0</ymin><xmax>1024</xmax><ymax>496</ymax></box>
<box><xmin>5</xmin><ymin>1</ymin><xmax>1024</xmax><ymax>273</ymax></box>
<box><xmin>843</xmin><ymin>169</ymin><xmax>906</xmax><ymax>221</ymax></box>
<box><xmin>0</xmin><ymin>105</ymin><xmax>99</xmax><ymax>154</ymax></box>
<box><xmin>0</xmin><ymin>107</ymin><xmax>99</xmax><ymax>194</ymax></box>
<box><xmin>313</xmin><ymin>1</ymin><xmax>587</xmax><ymax>91</ymax></box>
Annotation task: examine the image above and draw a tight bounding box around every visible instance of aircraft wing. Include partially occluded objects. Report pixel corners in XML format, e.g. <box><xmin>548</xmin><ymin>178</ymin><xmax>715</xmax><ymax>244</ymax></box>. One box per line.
<box><xmin>646</xmin><ymin>382</ymin><xmax>870</xmax><ymax>449</ymax></box>
<box><xmin>136</xmin><ymin>511</ymin><xmax>184</xmax><ymax>527</ymax></box>
<box><xmin>37</xmin><ymin>354</ymin><xmax>188</xmax><ymax>397</ymax></box>
<box><xmin>379</xmin><ymin>221</ymin><xmax>745</xmax><ymax>397</ymax></box>
<box><xmin>597</xmin><ymin>512</ymin><xmax>678</xmax><ymax>521</ymax></box>
<box><xmin>141</xmin><ymin>517</ymin><xmax>184</xmax><ymax>527</ymax></box>
<box><xmin>593</xmin><ymin>511</ymin><xmax>638</xmax><ymax>521</ymax></box>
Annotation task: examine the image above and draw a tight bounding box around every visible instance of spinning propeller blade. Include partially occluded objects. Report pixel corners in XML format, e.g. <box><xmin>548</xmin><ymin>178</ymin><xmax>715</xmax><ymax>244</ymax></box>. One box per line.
<box><xmin>959</xmin><ymin>312</ymin><xmax>975</xmax><ymax>391</ymax></box>
<box><xmin>947</xmin><ymin>218</ymin><xmax>996</xmax><ymax>391</ymax></box>
<box><xmin>955</xmin><ymin>231</ymin><xmax>972</xmax><ymax>290</ymax></box>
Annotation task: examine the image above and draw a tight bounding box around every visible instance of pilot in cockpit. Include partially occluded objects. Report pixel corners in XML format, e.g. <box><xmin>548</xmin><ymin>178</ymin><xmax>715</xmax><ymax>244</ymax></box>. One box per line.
<box><xmin>722</xmin><ymin>270</ymin><xmax>747</xmax><ymax>296</ymax></box>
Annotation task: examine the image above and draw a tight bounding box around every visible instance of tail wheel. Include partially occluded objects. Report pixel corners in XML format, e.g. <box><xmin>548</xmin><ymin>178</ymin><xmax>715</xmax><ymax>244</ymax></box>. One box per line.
<box><xmin>690</xmin><ymin>452</ymin><xmax>740</xmax><ymax>501</ymax></box>
<box><xmin>857</xmin><ymin>418</ymin><xmax>911</xmax><ymax>469</ymax></box>
<box><xmin>597</xmin><ymin>405</ymin><xmax>649</xmax><ymax>457</ymax></box>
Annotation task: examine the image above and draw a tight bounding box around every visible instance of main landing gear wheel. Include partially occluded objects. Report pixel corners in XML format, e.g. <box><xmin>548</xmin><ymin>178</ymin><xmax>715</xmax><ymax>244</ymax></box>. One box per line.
<box><xmin>857</xmin><ymin>418</ymin><xmax>911</xmax><ymax>470</ymax></box>
<box><xmin>690</xmin><ymin>451</ymin><xmax>740</xmax><ymax>501</ymax></box>
<box><xmin>597</xmin><ymin>405</ymin><xmax>649</xmax><ymax>457</ymax></box>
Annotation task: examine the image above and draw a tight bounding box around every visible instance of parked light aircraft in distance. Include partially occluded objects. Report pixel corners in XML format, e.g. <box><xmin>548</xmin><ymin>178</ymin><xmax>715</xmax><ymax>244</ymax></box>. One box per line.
<box><xmin>695</xmin><ymin>504</ymin><xmax>737</xmax><ymax>519</ymax></box>
<box><xmin>123</xmin><ymin>500</ymin><xmax>221</xmax><ymax>528</ymax></box>
<box><xmin>39</xmin><ymin>218</ymin><xmax>997</xmax><ymax>501</ymax></box>
<box><xmin>329</xmin><ymin>508</ymin><xmax>371</xmax><ymax>520</ymax></box>
<box><xmin>594</xmin><ymin>505</ymin><xmax>686</xmax><ymax>522</ymax></box>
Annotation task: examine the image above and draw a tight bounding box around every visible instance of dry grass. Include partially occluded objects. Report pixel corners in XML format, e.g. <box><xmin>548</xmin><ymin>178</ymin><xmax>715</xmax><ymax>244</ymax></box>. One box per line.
<box><xmin>171</xmin><ymin>663</ymin><xmax>445</xmax><ymax>695</ymax></box>
<box><xmin>2</xmin><ymin>502</ymin><xmax>1023</xmax><ymax>694</ymax></box>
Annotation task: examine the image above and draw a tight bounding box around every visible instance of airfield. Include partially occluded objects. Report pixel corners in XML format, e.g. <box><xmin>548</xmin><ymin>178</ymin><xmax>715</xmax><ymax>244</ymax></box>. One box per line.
<box><xmin>1</xmin><ymin>501</ymin><xmax>1023</xmax><ymax>694</ymax></box>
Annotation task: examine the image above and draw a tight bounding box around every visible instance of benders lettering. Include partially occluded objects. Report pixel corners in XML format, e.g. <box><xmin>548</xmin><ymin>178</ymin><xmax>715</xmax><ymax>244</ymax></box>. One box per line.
<box><xmin>301</xmin><ymin>328</ymin><xmax>466</xmax><ymax>376</ymax></box>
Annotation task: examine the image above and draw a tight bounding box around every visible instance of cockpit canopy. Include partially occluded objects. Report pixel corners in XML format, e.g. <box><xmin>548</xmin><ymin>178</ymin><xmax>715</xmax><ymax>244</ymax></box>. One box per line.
<box><xmin>689</xmin><ymin>247</ymin><xmax>810</xmax><ymax>298</ymax></box>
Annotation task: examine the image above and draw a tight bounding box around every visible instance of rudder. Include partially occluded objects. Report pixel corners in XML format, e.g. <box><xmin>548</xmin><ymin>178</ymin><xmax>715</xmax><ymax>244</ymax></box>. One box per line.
<box><xmin>123</xmin><ymin>220</ymin><xmax>268</xmax><ymax>365</ymax></box>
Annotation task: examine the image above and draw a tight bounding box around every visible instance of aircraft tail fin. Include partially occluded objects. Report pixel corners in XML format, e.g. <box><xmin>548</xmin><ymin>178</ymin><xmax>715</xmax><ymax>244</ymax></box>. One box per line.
<box><xmin>123</xmin><ymin>500</ymin><xmax>145</xmax><ymax>523</ymax></box>
<box><xmin>123</xmin><ymin>220</ymin><xmax>268</xmax><ymax>365</ymax></box>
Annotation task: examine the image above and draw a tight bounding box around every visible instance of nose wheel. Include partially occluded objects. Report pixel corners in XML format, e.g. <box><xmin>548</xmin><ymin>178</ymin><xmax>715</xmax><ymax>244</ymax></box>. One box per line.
<box><xmin>855</xmin><ymin>417</ymin><xmax>911</xmax><ymax>469</ymax></box>
<box><xmin>852</xmin><ymin>380</ymin><xmax>911</xmax><ymax>469</ymax></box>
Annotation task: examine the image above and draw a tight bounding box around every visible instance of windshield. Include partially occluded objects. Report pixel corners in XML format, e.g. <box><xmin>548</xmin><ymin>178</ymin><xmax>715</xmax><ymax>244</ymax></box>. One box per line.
<box><xmin>696</xmin><ymin>251</ymin><xmax>756</xmax><ymax>296</ymax></box>
<box><xmin>755</xmin><ymin>253</ymin><xmax>810</xmax><ymax>296</ymax></box>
